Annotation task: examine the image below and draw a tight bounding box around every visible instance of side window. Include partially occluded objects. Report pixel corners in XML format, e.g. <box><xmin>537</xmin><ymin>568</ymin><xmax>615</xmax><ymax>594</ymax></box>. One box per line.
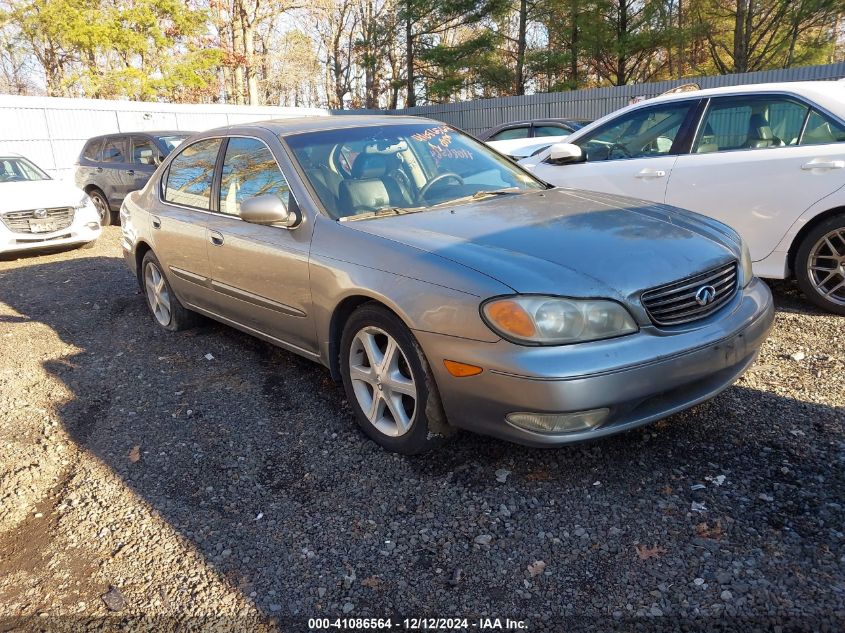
<box><xmin>82</xmin><ymin>139</ymin><xmax>103</xmax><ymax>161</ymax></box>
<box><xmin>219</xmin><ymin>137</ymin><xmax>289</xmax><ymax>217</ymax></box>
<box><xmin>163</xmin><ymin>138</ymin><xmax>222</xmax><ymax>210</ymax></box>
<box><xmin>101</xmin><ymin>137</ymin><xmax>127</xmax><ymax>163</ymax></box>
<box><xmin>131</xmin><ymin>137</ymin><xmax>157</xmax><ymax>165</ymax></box>
<box><xmin>694</xmin><ymin>96</ymin><xmax>808</xmax><ymax>153</ymax></box>
<box><xmin>534</xmin><ymin>125</ymin><xmax>568</xmax><ymax>137</ymax></box>
<box><xmin>490</xmin><ymin>127</ymin><xmax>530</xmax><ymax>141</ymax></box>
<box><xmin>801</xmin><ymin>110</ymin><xmax>845</xmax><ymax>146</ymax></box>
<box><xmin>577</xmin><ymin>102</ymin><xmax>693</xmax><ymax>162</ymax></box>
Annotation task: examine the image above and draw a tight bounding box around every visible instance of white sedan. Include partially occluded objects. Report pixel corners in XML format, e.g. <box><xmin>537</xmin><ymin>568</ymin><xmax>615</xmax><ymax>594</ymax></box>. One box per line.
<box><xmin>0</xmin><ymin>153</ymin><xmax>101</xmax><ymax>255</ymax></box>
<box><xmin>520</xmin><ymin>81</ymin><xmax>845</xmax><ymax>314</ymax></box>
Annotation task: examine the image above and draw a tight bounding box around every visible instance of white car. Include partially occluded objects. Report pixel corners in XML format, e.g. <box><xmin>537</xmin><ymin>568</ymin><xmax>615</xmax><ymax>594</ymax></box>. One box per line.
<box><xmin>520</xmin><ymin>81</ymin><xmax>845</xmax><ymax>314</ymax></box>
<box><xmin>0</xmin><ymin>153</ymin><xmax>101</xmax><ymax>255</ymax></box>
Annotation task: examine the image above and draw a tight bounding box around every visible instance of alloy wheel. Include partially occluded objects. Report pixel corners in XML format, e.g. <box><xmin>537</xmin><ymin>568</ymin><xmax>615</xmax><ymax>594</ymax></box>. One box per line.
<box><xmin>348</xmin><ymin>326</ymin><xmax>417</xmax><ymax>437</ymax></box>
<box><xmin>808</xmin><ymin>228</ymin><xmax>845</xmax><ymax>306</ymax></box>
<box><xmin>144</xmin><ymin>262</ymin><xmax>172</xmax><ymax>326</ymax></box>
<box><xmin>91</xmin><ymin>194</ymin><xmax>109</xmax><ymax>225</ymax></box>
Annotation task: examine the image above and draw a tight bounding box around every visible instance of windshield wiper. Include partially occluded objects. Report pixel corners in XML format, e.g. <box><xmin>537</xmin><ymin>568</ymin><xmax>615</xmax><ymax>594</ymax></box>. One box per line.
<box><xmin>341</xmin><ymin>206</ymin><xmax>425</xmax><ymax>222</ymax></box>
<box><xmin>471</xmin><ymin>187</ymin><xmax>523</xmax><ymax>199</ymax></box>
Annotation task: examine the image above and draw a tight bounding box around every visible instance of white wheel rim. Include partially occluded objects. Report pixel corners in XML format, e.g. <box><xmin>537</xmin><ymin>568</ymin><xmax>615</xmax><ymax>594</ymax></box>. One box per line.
<box><xmin>144</xmin><ymin>262</ymin><xmax>172</xmax><ymax>326</ymax></box>
<box><xmin>348</xmin><ymin>326</ymin><xmax>417</xmax><ymax>437</ymax></box>
<box><xmin>808</xmin><ymin>228</ymin><xmax>845</xmax><ymax>306</ymax></box>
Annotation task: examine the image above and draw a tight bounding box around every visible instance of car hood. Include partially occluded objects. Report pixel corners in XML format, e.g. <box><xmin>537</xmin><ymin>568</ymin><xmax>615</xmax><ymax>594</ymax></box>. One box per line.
<box><xmin>0</xmin><ymin>179</ymin><xmax>85</xmax><ymax>214</ymax></box>
<box><xmin>344</xmin><ymin>188</ymin><xmax>740</xmax><ymax>300</ymax></box>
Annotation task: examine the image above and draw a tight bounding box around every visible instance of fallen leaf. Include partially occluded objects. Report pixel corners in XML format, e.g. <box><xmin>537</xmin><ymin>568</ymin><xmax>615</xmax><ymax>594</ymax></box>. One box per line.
<box><xmin>661</xmin><ymin>485</ymin><xmax>673</xmax><ymax>495</ymax></box>
<box><xmin>128</xmin><ymin>445</ymin><xmax>141</xmax><ymax>464</ymax></box>
<box><xmin>695</xmin><ymin>520</ymin><xmax>724</xmax><ymax>540</ymax></box>
<box><xmin>527</xmin><ymin>560</ymin><xmax>546</xmax><ymax>577</ymax></box>
<box><xmin>524</xmin><ymin>468</ymin><xmax>551</xmax><ymax>481</ymax></box>
<box><xmin>635</xmin><ymin>544</ymin><xmax>666</xmax><ymax>561</ymax></box>
<box><xmin>361</xmin><ymin>576</ymin><xmax>383</xmax><ymax>589</ymax></box>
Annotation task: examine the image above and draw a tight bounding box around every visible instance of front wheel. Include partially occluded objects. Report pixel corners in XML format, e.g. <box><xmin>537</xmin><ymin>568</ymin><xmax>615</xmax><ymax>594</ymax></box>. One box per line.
<box><xmin>795</xmin><ymin>215</ymin><xmax>845</xmax><ymax>315</ymax></box>
<box><xmin>88</xmin><ymin>189</ymin><xmax>113</xmax><ymax>227</ymax></box>
<box><xmin>339</xmin><ymin>303</ymin><xmax>454</xmax><ymax>454</ymax></box>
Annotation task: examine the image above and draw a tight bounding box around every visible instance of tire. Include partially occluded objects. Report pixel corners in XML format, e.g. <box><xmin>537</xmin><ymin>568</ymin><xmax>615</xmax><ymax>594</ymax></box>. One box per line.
<box><xmin>339</xmin><ymin>303</ymin><xmax>454</xmax><ymax>454</ymax></box>
<box><xmin>88</xmin><ymin>189</ymin><xmax>113</xmax><ymax>226</ymax></box>
<box><xmin>794</xmin><ymin>214</ymin><xmax>845</xmax><ymax>316</ymax></box>
<box><xmin>140</xmin><ymin>251</ymin><xmax>198</xmax><ymax>331</ymax></box>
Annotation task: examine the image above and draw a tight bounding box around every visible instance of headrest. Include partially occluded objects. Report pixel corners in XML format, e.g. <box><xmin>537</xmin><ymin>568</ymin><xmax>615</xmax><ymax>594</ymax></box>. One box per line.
<box><xmin>339</xmin><ymin>178</ymin><xmax>390</xmax><ymax>212</ymax></box>
<box><xmin>749</xmin><ymin>113</ymin><xmax>773</xmax><ymax>139</ymax></box>
<box><xmin>352</xmin><ymin>153</ymin><xmax>389</xmax><ymax>179</ymax></box>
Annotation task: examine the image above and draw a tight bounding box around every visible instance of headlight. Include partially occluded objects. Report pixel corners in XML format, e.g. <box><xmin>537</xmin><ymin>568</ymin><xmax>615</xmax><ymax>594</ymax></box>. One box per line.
<box><xmin>481</xmin><ymin>296</ymin><xmax>638</xmax><ymax>345</ymax></box>
<box><xmin>740</xmin><ymin>240</ymin><xmax>753</xmax><ymax>287</ymax></box>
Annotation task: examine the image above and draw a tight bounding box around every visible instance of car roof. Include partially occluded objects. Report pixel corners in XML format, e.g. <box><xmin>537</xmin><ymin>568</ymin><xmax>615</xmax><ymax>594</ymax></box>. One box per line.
<box><xmin>201</xmin><ymin>115</ymin><xmax>439</xmax><ymax>137</ymax></box>
<box><xmin>86</xmin><ymin>130</ymin><xmax>193</xmax><ymax>141</ymax></box>
<box><xmin>0</xmin><ymin>152</ymin><xmax>23</xmax><ymax>158</ymax></box>
<box><xmin>640</xmin><ymin>80</ymin><xmax>845</xmax><ymax>104</ymax></box>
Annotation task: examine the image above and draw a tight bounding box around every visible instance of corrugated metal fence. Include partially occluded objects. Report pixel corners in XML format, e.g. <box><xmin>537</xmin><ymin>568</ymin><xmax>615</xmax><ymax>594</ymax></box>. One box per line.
<box><xmin>334</xmin><ymin>62</ymin><xmax>845</xmax><ymax>136</ymax></box>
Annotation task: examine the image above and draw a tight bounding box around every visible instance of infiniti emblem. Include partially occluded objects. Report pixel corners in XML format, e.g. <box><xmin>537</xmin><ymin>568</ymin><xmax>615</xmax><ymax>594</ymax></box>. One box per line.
<box><xmin>33</xmin><ymin>208</ymin><xmax>47</xmax><ymax>219</ymax></box>
<box><xmin>695</xmin><ymin>285</ymin><xmax>717</xmax><ymax>306</ymax></box>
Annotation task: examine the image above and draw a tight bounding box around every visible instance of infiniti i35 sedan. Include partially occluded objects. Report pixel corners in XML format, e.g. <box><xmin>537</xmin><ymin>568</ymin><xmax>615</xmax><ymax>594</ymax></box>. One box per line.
<box><xmin>121</xmin><ymin>116</ymin><xmax>774</xmax><ymax>454</ymax></box>
<box><xmin>519</xmin><ymin>81</ymin><xmax>845</xmax><ymax>315</ymax></box>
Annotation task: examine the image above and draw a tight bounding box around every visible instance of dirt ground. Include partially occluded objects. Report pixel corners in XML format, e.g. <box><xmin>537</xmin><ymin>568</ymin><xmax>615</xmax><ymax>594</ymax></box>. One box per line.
<box><xmin>0</xmin><ymin>227</ymin><xmax>843</xmax><ymax>632</ymax></box>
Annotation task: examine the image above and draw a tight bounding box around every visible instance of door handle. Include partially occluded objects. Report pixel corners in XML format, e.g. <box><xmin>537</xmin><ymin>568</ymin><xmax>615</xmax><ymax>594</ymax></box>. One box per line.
<box><xmin>96</xmin><ymin>167</ymin><xmax>103</xmax><ymax>173</ymax></box>
<box><xmin>209</xmin><ymin>231</ymin><xmax>224</xmax><ymax>246</ymax></box>
<box><xmin>635</xmin><ymin>169</ymin><xmax>667</xmax><ymax>179</ymax></box>
<box><xmin>126</xmin><ymin>169</ymin><xmax>135</xmax><ymax>176</ymax></box>
<box><xmin>801</xmin><ymin>160</ymin><xmax>845</xmax><ymax>171</ymax></box>
<box><xmin>151</xmin><ymin>216</ymin><xmax>161</xmax><ymax>229</ymax></box>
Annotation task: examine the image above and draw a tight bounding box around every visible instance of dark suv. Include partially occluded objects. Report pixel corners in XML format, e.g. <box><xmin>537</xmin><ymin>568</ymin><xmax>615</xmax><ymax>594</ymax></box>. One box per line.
<box><xmin>75</xmin><ymin>131</ymin><xmax>193</xmax><ymax>225</ymax></box>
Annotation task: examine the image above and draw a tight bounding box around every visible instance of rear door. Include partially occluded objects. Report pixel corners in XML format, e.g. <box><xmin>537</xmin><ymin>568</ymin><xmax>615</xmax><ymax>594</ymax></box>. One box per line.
<box><xmin>100</xmin><ymin>136</ymin><xmax>132</xmax><ymax>209</ymax></box>
<box><xmin>665</xmin><ymin>94</ymin><xmax>845</xmax><ymax>262</ymax></box>
<box><xmin>154</xmin><ymin>137</ymin><xmax>223</xmax><ymax>309</ymax></box>
<box><xmin>530</xmin><ymin>100</ymin><xmax>701</xmax><ymax>202</ymax></box>
<box><xmin>205</xmin><ymin>136</ymin><xmax>317</xmax><ymax>354</ymax></box>
<box><xmin>128</xmin><ymin>135</ymin><xmax>158</xmax><ymax>193</ymax></box>
<box><xmin>75</xmin><ymin>138</ymin><xmax>104</xmax><ymax>190</ymax></box>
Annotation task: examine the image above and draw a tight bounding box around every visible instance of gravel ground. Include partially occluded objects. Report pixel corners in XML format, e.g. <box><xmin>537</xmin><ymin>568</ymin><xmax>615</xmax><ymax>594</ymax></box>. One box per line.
<box><xmin>0</xmin><ymin>227</ymin><xmax>843</xmax><ymax>632</ymax></box>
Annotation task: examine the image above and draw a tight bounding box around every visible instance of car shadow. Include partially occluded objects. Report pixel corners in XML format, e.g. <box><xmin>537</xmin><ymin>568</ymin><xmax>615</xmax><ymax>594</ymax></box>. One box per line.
<box><xmin>0</xmin><ymin>254</ymin><xmax>843</xmax><ymax>629</ymax></box>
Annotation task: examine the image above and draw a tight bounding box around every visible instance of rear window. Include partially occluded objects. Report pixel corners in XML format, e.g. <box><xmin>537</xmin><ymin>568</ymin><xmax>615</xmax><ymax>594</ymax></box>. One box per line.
<box><xmin>101</xmin><ymin>137</ymin><xmax>127</xmax><ymax>163</ymax></box>
<box><xmin>82</xmin><ymin>139</ymin><xmax>103</xmax><ymax>161</ymax></box>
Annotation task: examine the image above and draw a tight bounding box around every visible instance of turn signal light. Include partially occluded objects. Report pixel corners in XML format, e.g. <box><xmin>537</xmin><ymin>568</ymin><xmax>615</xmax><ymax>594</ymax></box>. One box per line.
<box><xmin>443</xmin><ymin>360</ymin><xmax>483</xmax><ymax>377</ymax></box>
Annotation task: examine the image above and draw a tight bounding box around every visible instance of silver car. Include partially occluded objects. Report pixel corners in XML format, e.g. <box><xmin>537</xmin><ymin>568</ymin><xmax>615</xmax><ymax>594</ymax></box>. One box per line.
<box><xmin>121</xmin><ymin>116</ymin><xmax>774</xmax><ymax>454</ymax></box>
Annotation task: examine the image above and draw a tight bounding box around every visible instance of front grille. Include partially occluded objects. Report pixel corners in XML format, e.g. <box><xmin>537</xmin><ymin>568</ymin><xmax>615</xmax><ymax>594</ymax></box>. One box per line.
<box><xmin>0</xmin><ymin>207</ymin><xmax>74</xmax><ymax>234</ymax></box>
<box><xmin>641</xmin><ymin>262</ymin><xmax>738</xmax><ymax>326</ymax></box>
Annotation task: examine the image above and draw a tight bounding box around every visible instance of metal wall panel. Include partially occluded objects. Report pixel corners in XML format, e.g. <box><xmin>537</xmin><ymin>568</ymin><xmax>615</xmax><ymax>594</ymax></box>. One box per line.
<box><xmin>334</xmin><ymin>62</ymin><xmax>845</xmax><ymax>136</ymax></box>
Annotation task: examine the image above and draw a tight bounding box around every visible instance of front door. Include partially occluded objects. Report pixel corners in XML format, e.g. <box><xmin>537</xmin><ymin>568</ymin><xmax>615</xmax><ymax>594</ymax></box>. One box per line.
<box><xmin>205</xmin><ymin>136</ymin><xmax>317</xmax><ymax>355</ymax></box>
<box><xmin>530</xmin><ymin>100</ymin><xmax>700</xmax><ymax>204</ymax></box>
<box><xmin>666</xmin><ymin>95</ymin><xmax>845</xmax><ymax>262</ymax></box>
<box><xmin>152</xmin><ymin>137</ymin><xmax>223</xmax><ymax>309</ymax></box>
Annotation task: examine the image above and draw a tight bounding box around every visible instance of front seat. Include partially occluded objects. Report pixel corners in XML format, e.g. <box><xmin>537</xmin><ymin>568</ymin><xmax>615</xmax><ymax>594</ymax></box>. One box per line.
<box><xmin>350</xmin><ymin>154</ymin><xmax>413</xmax><ymax>206</ymax></box>
<box><xmin>746</xmin><ymin>113</ymin><xmax>779</xmax><ymax>149</ymax></box>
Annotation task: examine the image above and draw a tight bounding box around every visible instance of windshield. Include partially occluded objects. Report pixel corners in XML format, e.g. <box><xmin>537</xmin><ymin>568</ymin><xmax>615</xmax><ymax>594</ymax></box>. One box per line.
<box><xmin>0</xmin><ymin>157</ymin><xmax>50</xmax><ymax>182</ymax></box>
<box><xmin>156</xmin><ymin>136</ymin><xmax>188</xmax><ymax>153</ymax></box>
<box><xmin>284</xmin><ymin>123</ymin><xmax>545</xmax><ymax>219</ymax></box>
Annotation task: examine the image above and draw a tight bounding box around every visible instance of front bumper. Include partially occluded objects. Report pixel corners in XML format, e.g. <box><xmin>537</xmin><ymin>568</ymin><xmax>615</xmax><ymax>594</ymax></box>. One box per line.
<box><xmin>416</xmin><ymin>278</ymin><xmax>774</xmax><ymax>447</ymax></box>
<box><xmin>0</xmin><ymin>207</ymin><xmax>101</xmax><ymax>254</ymax></box>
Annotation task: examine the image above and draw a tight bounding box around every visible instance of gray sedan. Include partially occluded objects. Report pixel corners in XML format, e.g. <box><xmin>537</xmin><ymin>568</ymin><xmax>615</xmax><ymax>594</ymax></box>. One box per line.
<box><xmin>120</xmin><ymin>116</ymin><xmax>774</xmax><ymax>454</ymax></box>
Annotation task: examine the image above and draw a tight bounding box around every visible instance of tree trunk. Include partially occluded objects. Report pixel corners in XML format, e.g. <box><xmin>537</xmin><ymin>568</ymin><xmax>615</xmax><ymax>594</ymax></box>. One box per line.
<box><xmin>244</xmin><ymin>23</ymin><xmax>259</xmax><ymax>105</ymax></box>
<box><xmin>569</xmin><ymin>0</ymin><xmax>579</xmax><ymax>86</ymax></box>
<box><xmin>405</xmin><ymin>0</ymin><xmax>415</xmax><ymax>108</ymax></box>
<box><xmin>514</xmin><ymin>0</ymin><xmax>527</xmax><ymax>95</ymax></box>
<box><xmin>616</xmin><ymin>0</ymin><xmax>628</xmax><ymax>85</ymax></box>
<box><xmin>733</xmin><ymin>0</ymin><xmax>748</xmax><ymax>73</ymax></box>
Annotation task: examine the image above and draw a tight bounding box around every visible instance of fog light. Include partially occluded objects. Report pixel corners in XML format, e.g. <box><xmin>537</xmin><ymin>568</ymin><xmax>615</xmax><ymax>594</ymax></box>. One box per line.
<box><xmin>506</xmin><ymin>408</ymin><xmax>609</xmax><ymax>434</ymax></box>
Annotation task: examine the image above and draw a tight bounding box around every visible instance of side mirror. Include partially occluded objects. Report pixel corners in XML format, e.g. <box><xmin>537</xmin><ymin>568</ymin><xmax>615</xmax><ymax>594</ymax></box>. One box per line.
<box><xmin>240</xmin><ymin>193</ymin><xmax>299</xmax><ymax>228</ymax></box>
<box><xmin>154</xmin><ymin>154</ymin><xmax>165</xmax><ymax>166</ymax></box>
<box><xmin>547</xmin><ymin>143</ymin><xmax>584</xmax><ymax>165</ymax></box>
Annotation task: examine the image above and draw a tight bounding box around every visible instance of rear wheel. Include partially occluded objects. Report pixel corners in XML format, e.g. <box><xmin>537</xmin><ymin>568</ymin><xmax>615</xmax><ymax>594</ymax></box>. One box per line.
<box><xmin>340</xmin><ymin>303</ymin><xmax>453</xmax><ymax>454</ymax></box>
<box><xmin>88</xmin><ymin>189</ymin><xmax>112</xmax><ymax>226</ymax></box>
<box><xmin>795</xmin><ymin>214</ymin><xmax>845</xmax><ymax>315</ymax></box>
<box><xmin>141</xmin><ymin>251</ymin><xmax>197</xmax><ymax>331</ymax></box>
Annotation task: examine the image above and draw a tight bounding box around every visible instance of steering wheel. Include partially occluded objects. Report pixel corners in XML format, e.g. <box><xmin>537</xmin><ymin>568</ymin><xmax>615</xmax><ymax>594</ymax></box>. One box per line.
<box><xmin>418</xmin><ymin>172</ymin><xmax>464</xmax><ymax>202</ymax></box>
